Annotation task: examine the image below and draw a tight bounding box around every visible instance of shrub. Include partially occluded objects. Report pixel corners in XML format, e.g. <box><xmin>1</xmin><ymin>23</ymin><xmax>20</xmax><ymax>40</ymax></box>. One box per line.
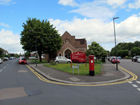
<box><xmin>125</xmin><ymin>56</ymin><xmax>131</xmax><ymax>59</ymax></box>
<box><xmin>50</xmin><ymin>60</ymin><xmax>56</xmax><ymax>65</ymax></box>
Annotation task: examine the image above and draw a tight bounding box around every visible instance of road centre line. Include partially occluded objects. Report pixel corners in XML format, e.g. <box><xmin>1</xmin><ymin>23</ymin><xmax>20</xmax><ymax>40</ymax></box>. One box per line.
<box><xmin>132</xmin><ymin>84</ymin><xmax>138</xmax><ymax>87</ymax></box>
<box><xmin>0</xmin><ymin>64</ymin><xmax>9</xmax><ymax>72</ymax></box>
<box><xmin>137</xmin><ymin>88</ymin><xmax>140</xmax><ymax>91</ymax></box>
<box><xmin>26</xmin><ymin>64</ymin><xmax>138</xmax><ymax>86</ymax></box>
<box><xmin>128</xmin><ymin>81</ymin><xmax>133</xmax><ymax>84</ymax></box>
<box><xmin>136</xmin><ymin>81</ymin><xmax>140</xmax><ymax>84</ymax></box>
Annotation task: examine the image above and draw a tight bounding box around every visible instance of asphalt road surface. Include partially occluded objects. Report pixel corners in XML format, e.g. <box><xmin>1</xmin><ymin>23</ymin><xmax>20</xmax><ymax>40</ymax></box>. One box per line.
<box><xmin>0</xmin><ymin>59</ymin><xmax>140</xmax><ymax>105</ymax></box>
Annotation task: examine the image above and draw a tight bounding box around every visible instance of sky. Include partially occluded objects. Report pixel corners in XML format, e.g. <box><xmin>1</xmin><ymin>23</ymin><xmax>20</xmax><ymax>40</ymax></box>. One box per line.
<box><xmin>0</xmin><ymin>0</ymin><xmax>140</xmax><ymax>54</ymax></box>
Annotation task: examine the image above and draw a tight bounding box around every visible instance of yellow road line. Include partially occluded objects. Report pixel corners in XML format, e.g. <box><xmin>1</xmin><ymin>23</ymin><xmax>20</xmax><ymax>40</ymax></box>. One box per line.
<box><xmin>26</xmin><ymin>65</ymin><xmax>138</xmax><ymax>86</ymax></box>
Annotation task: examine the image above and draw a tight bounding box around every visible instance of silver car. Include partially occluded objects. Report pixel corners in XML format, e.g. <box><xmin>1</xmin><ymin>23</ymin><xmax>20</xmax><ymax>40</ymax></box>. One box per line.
<box><xmin>0</xmin><ymin>58</ymin><xmax>3</xmax><ymax>64</ymax></box>
<box><xmin>3</xmin><ymin>57</ymin><xmax>9</xmax><ymax>61</ymax></box>
<box><xmin>55</xmin><ymin>56</ymin><xmax>71</xmax><ymax>63</ymax></box>
<box><xmin>137</xmin><ymin>58</ymin><xmax>140</xmax><ymax>63</ymax></box>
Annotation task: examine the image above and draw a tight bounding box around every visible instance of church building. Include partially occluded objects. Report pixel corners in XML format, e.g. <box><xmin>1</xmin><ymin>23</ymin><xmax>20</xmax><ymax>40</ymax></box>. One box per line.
<box><xmin>56</xmin><ymin>31</ymin><xmax>87</xmax><ymax>59</ymax></box>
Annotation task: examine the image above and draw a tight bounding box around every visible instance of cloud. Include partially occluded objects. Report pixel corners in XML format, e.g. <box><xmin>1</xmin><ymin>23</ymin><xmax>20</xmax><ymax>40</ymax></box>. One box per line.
<box><xmin>0</xmin><ymin>29</ymin><xmax>22</xmax><ymax>53</ymax></box>
<box><xmin>0</xmin><ymin>0</ymin><xmax>15</xmax><ymax>5</ymax></box>
<box><xmin>106</xmin><ymin>0</ymin><xmax>127</xmax><ymax>8</ymax></box>
<box><xmin>58</xmin><ymin>0</ymin><xmax>78</xmax><ymax>6</ymax></box>
<box><xmin>128</xmin><ymin>0</ymin><xmax>140</xmax><ymax>9</ymax></box>
<box><xmin>49</xmin><ymin>14</ymin><xmax>140</xmax><ymax>51</ymax></box>
<box><xmin>70</xmin><ymin>5</ymin><xmax>115</xmax><ymax>19</ymax></box>
<box><xmin>12</xmin><ymin>1</ymin><xmax>16</xmax><ymax>4</ymax></box>
<box><xmin>58</xmin><ymin>0</ymin><xmax>118</xmax><ymax>19</ymax></box>
<box><xmin>0</xmin><ymin>23</ymin><xmax>9</xmax><ymax>27</ymax></box>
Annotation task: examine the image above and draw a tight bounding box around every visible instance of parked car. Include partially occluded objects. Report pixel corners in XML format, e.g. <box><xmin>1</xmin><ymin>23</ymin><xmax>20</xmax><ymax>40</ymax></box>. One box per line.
<box><xmin>111</xmin><ymin>58</ymin><xmax>120</xmax><ymax>63</ymax></box>
<box><xmin>29</xmin><ymin>56</ymin><xmax>38</xmax><ymax>60</ymax></box>
<box><xmin>0</xmin><ymin>58</ymin><xmax>3</xmax><ymax>64</ymax></box>
<box><xmin>3</xmin><ymin>57</ymin><xmax>9</xmax><ymax>61</ymax></box>
<box><xmin>55</xmin><ymin>56</ymin><xmax>71</xmax><ymax>63</ymax></box>
<box><xmin>19</xmin><ymin>57</ymin><xmax>27</xmax><ymax>64</ymax></box>
<box><xmin>137</xmin><ymin>58</ymin><xmax>140</xmax><ymax>63</ymax></box>
<box><xmin>117</xmin><ymin>57</ymin><xmax>121</xmax><ymax>60</ymax></box>
<box><xmin>109</xmin><ymin>56</ymin><xmax>115</xmax><ymax>61</ymax></box>
<box><xmin>9</xmin><ymin>57</ymin><xmax>13</xmax><ymax>60</ymax></box>
<box><xmin>132</xmin><ymin>56</ymin><xmax>140</xmax><ymax>62</ymax></box>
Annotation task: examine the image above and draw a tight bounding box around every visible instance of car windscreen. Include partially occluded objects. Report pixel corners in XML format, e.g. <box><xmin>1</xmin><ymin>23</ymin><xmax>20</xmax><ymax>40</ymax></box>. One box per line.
<box><xmin>21</xmin><ymin>58</ymin><xmax>26</xmax><ymax>60</ymax></box>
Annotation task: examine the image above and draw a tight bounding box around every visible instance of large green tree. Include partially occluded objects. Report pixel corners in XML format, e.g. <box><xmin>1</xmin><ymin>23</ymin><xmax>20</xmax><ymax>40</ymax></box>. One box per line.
<box><xmin>20</xmin><ymin>18</ymin><xmax>62</xmax><ymax>62</ymax></box>
<box><xmin>117</xmin><ymin>50</ymin><xmax>129</xmax><ymax>58</ymax></box>
<box><xmin>126</xmin><ymin>42</ymin><xmax>135</xmax><ymax>51</ymax></box>
<box><xmin>86</xmin><ymin>41</ymin><xmax>107</xmax><ymax>59</ymax></box>
<box><xmin>110</xmin><ymin>41</ymin><xmax>138</xmax><ymax>57</ymax></box>
<box><xmin>134</xmin><ymin>41</ymin><xmax>140</xmax><ymax>47</ymax></box>
<box><xmin>131</xmin><ymin>47</ymin><xmax>140</xmax><ymax>56</ymax></box>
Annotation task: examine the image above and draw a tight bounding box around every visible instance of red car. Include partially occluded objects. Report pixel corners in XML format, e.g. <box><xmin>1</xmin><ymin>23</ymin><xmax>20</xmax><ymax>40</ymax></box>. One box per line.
<box><xmin>111</xmin><ymin>58</ymin><xmax>120</xmax><ymax>63</ymax></box>
<box><xmin>19</xmin><ymin>57</ymin><xmax>27</xmax><ymax>64</ymax></box>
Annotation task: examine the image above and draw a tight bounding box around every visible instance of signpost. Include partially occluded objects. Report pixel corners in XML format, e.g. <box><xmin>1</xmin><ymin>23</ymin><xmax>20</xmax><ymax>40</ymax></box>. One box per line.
<box><xmin>72</xmin><ymin>65</ymin><xmax>79</xmax><ymax>75</ymax></box>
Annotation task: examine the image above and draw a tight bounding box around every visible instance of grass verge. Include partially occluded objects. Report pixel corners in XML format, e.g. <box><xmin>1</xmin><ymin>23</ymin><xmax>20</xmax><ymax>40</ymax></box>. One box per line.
<box><xmin>44</xmin><ymin>63</ymin><xmax>102</xmax><ymax>75</ymax></box>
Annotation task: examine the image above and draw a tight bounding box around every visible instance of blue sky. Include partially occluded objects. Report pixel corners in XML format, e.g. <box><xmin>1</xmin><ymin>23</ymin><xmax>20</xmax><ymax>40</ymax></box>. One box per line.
<box><xmin>0</xmin><ymin>0</ymin><xmax>140</xmax><ymax>54</ymax></box>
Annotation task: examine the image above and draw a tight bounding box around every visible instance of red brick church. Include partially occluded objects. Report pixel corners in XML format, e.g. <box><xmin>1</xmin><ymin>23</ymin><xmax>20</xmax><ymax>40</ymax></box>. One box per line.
<box><xmin>44</xmin><ymin>31</ymin><xmax>87</xmax><ymax>60</ymax></box>
<box><xmin>57</xmin><ymin>31</ymin><xmax>87</xmax><ymax>59</ymax></box>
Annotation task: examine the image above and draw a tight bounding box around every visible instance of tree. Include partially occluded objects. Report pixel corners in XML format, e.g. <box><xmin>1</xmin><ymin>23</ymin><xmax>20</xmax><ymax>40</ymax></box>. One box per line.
<box><xmin>0</xmin><ymin>48</ymin><xmax>3</xmax><ymax>57</ymax></box>
<box><xmin>134</xmin><ymin>41</ymin><xmax>140</xmax><ymax>47</ymax></box>
<box><xmin>14</xmin><ymin>54</ymin><xmax>19</xmax><ymax>58</ymax></box>
<box><xmin>117</xmin><ymin>50</ymin><xmax>128</xmax><ymax>58</ymax></box>
<box><xmin>126</xmin><ymin>42</ymin><xmax>135</xmax><ymax>51</ymax></box>
<box><xmin>110</xmin><ymin>42</ymin><xmax>136</xmax><ymax>56</ymax></box>
<box><xmin>86</xmin><ymin>41</ymin><xmax>107</xmax><ymax>60</ymax></box>
<box><xmin>131</xmin><ymin>47</ymin><xmax>140</xmax><ymax>56</ymax></box>
<box><xmin>20</xmin><ymin>18</ymin><xmax>62</xmax><ymax>62</ymax></box>
<box><xmin>25</xmin><ymin>51</ymin><xmax>30</xmax><ymax>58</ymax></box>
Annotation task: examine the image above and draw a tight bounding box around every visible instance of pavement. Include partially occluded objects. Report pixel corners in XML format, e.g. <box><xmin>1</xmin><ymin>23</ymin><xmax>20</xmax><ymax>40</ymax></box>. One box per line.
<box><xmin>27</xmin><ymin>60</ymin><xmax>130</xmax><ymax>85</ymax></box>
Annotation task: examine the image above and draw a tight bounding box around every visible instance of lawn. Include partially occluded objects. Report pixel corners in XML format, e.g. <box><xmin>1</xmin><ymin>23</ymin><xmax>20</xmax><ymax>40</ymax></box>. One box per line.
<box><xmin>29</xmin><ymin>60</ymin><xmax>48</xmax><ymax>64</ymax></box>
<box><xmin>44</xmin><ymin>62</ymin><xmax>102</xmax><ymax>75</ymax></box>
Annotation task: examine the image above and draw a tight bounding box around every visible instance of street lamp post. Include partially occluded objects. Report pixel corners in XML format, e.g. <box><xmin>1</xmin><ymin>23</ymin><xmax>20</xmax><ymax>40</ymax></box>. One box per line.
<box><xmin>113</xmin><ymin>17</ymin><xmax>119</xmax><ymax>70</ymax></box>
<box><xmin>30</xmin><ymin>30</ymin><xmax>37</xmax><ymax>67</ymax></box>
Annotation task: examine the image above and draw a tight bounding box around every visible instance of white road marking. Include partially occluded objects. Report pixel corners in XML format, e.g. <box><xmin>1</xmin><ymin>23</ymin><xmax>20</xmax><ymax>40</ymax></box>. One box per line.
<box><xmin>132</xmin><ymin>84</ymin><xmax>138</xmax><ymax>87</ymax></box>
<box><xmin>136</xmin><ymin>81</ymin><xmax>140</xmax><ymax>84</ymax></box>
<box><xmin>0</xmin><ymin>64</ymin><xmax>9</xmax><ymax>72</ymax></box>
<box><xmin>128</xmin><ymin>81</ymin><xmax>133</xmax><ymax>84</ymax></box>
<box><xmin>137</xmin><ymin>88</ymin><xmax>140</xmax><ymax>91</ymax></box>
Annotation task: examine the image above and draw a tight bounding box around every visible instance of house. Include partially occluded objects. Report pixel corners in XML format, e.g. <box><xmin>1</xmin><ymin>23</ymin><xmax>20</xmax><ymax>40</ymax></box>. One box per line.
<box><xmin>0</xmin><ymin>47</ymin><xmax>9</xmax><ymax>55</ymax></box>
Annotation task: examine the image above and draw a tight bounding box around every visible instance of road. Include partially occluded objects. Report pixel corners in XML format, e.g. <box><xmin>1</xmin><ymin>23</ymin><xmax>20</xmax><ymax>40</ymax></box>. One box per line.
<box><xmin>0</xmin><ymin>59</ymin><xmax>140</xmax><ymax>105</ymax></box>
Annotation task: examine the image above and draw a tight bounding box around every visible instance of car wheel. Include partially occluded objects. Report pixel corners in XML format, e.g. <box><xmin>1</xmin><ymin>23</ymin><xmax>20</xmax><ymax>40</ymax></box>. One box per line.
<box><xmin>67</xmin><ymin>61</ymin><xmax>71</xmax><ymax>63</ymax></box>
<box><xmin>56</xmin><ymin>61</ymin><xmax>59</xmax><ymax>64</ymax></box>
